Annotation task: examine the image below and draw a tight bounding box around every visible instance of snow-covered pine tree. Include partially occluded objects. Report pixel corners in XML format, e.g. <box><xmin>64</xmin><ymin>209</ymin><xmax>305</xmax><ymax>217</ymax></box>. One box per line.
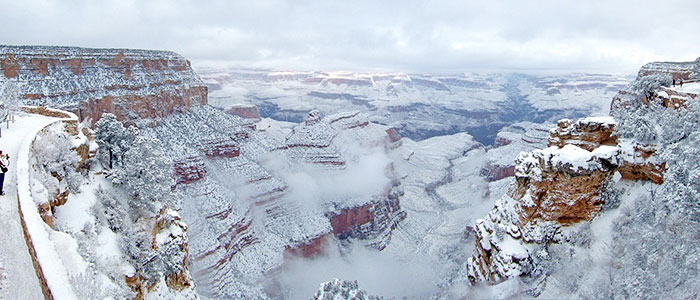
<box><xmin>95</xmin><ymin>113</ymin><xmax>133</xmax><ymax>169</ymax></box>
<box><xmin>119</xmin><ymin>135</ymin><xmax>173</xmax><ymax>215</ymax></box>
<box><xmin>0</xmin><ymin>81</ymin><xmax>21</xmax><ymax>122</ymax></box>
<box><xmin>632</xmin><ymin>73</ymin><xmax>672</xmax><ymax>102</ymax></box>
<box><xmin>31</xmin><ymin>129</ymin><xmax>83</xmax><ymax>193</ymax></box>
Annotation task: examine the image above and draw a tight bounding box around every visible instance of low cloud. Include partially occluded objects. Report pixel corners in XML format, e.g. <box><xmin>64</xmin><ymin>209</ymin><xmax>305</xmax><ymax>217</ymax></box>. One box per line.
<box><xmin>261</xmin><ymin>143</ymin><xmax>391</xmax><ymax>211</ymax></box>
<box><xmin>277</xmin><ymin>240</ymin><xmax>442</xmax><ymax>299</ymax></box>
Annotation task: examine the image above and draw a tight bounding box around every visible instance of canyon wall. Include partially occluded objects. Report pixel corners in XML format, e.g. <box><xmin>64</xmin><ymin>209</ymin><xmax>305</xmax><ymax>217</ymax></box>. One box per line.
<box><xmin>0</xmin><ymin>45</ymin><xmax>207</xmax><ymax>125</ymax></box>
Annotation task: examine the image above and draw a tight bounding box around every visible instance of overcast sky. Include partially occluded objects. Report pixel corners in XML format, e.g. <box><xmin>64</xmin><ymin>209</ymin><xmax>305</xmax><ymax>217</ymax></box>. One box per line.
<box><xmin>1</xmin><ymin>0</ymin><xmax>698</xmax><ymax>74</ymax></box>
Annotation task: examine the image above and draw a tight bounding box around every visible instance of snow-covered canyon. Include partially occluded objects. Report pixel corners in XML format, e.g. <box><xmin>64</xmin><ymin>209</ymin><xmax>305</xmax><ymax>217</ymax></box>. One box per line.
<box><xmin>1</xmin><ymin>45</ymin><xmax>699</xmax><ymax>299</ymax></box>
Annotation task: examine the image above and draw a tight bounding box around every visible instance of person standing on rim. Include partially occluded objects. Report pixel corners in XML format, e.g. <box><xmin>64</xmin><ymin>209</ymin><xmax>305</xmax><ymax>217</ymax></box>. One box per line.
<box><xmin>0</xmin><ymin>150</ymin><xmax>8</xmax><ymax>196</ymax></box>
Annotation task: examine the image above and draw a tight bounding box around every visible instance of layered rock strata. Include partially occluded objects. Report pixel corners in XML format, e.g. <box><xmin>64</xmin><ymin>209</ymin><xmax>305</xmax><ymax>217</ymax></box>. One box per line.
<box><xmin>144</xmin><ymin>106</ymin><xmax>406</xmax><ymax>298</ymax></box>
<box><xmin>0</xmin><ymin>45</ymin><xmax>207</xmax><ymax>125</ymax></box>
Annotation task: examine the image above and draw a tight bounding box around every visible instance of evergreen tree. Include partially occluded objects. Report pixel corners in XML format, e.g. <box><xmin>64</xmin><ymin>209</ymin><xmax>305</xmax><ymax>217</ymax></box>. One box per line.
<box><xmin>117</xmin><ymin>135</ymin><xmax>173</xmax><ymax>215</ymax></box>
<box><xmin>632</xmin><ymin>73</ymin><xmax>672</xmax><ymax>102</ymax></box>
<box><xmin>1</xmin><ymin>82</ymin><xmax>21</xmax><ymax>122</ymax></box>
<box><xmin>94</xmin><ymin>113</ymin><xmax>133</xmax><ymax>169</ymax></box>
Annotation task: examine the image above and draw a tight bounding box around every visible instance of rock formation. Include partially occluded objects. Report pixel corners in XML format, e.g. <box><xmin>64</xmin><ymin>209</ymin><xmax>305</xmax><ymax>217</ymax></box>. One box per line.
<box><xmin>467</xmin><ymin>116</ymin><xmax>665</xmax><ymax>285</ymax></box>
<box><xmin>0</xmin><ymin>45</ymin><xmax>207</xmax><ymax>125</ymax></box>
<box><xmin>127</xmin><ymin>208</ymin><xmax>198</xmax><ymax>300</ymax></box>
<box><xmin>637</xmin><ymin>60</ymin><xmax>696</xmax><ymax>80</ymax></box>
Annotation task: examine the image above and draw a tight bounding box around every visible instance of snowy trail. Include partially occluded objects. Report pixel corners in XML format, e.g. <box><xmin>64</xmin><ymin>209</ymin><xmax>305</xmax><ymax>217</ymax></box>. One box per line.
<box><xmin>0</xmin><ymin>113</ymin><xmax>64</xmax><ymax>300</ymax></box>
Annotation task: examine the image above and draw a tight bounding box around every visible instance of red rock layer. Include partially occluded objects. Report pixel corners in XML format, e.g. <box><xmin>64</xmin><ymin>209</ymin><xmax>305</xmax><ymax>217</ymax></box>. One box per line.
<box><xmin>284</xmin><ymin>234</ymin><xmax>329</xmax><ymax>258</ymax></box>
<box><xmin>483</xmin><ymin>163</ymin><xmax>516</xmax><ymax>182</ymax></box>
<box><xmin>173</xmin><ymin>157</ymin><xmax>207</xmax><ymax>185</ymax></box>
<box><xmin>201</xmin><ymin>139</ymin><xmax>240</xmax><ymax>158</ymax></box>
<box><xmin>226</xmin><ymin>105</ymin><xmax>261</xmax><ymax>120</ymax></box>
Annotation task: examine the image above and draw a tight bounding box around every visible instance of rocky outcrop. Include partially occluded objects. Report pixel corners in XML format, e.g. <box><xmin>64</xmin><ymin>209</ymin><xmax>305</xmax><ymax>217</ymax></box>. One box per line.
<box><xmin>0</xmin><ymin>45</ymin><xmax>207</xmax><ymax>125</ymax></box>
<box><xmin>201</xmin><ymin>139</ymin><xmax>240</xmax><ymax>158</ymax></box>
<box><xmin>653</xmin><ymin>85</ymin><xmax>699</xmax><ymax>109</ymax></box>
<box><xmin>548</xmin><ymin>117</ymin><xmax>617</xmax><ymax>151</ymax></box>
<box><xmin>467</xmin><ymin>116</ymin><xmax>665</xmax><ymax>285</ymax></box>
<box><xmin>29</xmin><ymin>109</ymin><xmax>94</xmax><ymax>228</ymax></box>
<box><xmin>285</xmin><ymin>234</ymin><xmax>329</xmax><ymax>258</ymax></box>
<box><xmin>127</xmin><ymin>208</ymin><xmax>198</xmax><ymax>300</ymax></box>
<box><xmin>481</xmin><ymin>164</ymin><xmax>515</xmax><ymax>182</ymax></box>
<box><xmin>330</xmin><ymin>183</ymin><xmax>406</xmax><ymax>250</ymax></box>
<box><xmin>385</xmin><ymin>128</ymin><xmax>402</xmax><ymax>144</ymax></box>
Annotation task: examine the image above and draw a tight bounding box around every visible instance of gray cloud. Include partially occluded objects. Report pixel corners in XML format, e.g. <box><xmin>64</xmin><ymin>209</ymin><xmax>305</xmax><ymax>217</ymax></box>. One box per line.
<box><xmin>1</xmin><ymin>0</ymin><xmax>699</xmax><ymax>73</ymax></box>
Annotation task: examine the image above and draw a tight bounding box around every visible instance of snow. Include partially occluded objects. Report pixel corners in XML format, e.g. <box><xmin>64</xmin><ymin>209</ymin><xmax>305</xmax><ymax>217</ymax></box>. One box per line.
<box><xmin>51</xmin><ymin>230</ymin><xmax>89</xmax><ymax>276</ymax></box>
<box><xmin>577</xmin><ymin>116</ymin><xmax>616</xmax><ymax>126</ymax></box>
<box><xmin>53</xmin><ymin>179</ymin><xmax>101</xmax><ymax>232</ymax></box>
<box><xmin>670</xmin><ymin>82</ymin><xmax>700</xmax><ymax>94</ymax></box>
<box><xmin>498</xmin><ymin>235</ymin><xmax>528</xmax><ymax>260</ymax></box>
<box><xmin>518</xmin><ymin>144</ymin><xmax>621</xmax><ymax>178</ymax></box>
<box><xmin>14</xmin><ymin>107</ymin><xmax>79</xmax><ymax>299</ymax></box>
<box><xmin>0</xmin><ymin>113</ymin><xmax>58</xmax><ymax>300</ymax></box>
<box><xmin>96</xmin><ymin>226</ymin><xmax>124</xmax><ymax>265</ymax></box>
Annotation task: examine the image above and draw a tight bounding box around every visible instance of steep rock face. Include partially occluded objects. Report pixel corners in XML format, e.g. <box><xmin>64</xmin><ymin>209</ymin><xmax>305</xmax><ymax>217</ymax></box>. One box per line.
<box><xmin>173</xmin><ymin>157</ymin><xmax>207</xmax><ymax>185</ymax></box>
<box><xmin>611</xmin><ymin>57</ymin><xmax>699</xmax><ymax>111</ymax></box>
<box><xmin>467</xmin><ymin>116</ymin><xmax>664</xmax><ymax>284</ymax></box>
<box><xmin>481</xmin><ymin>165</ymin><xmax>515</xmax><ymax>182</ymax></box>
<box><xmin>284</xmin><ymin>234</ymin><xmax>329</xmax><ymax>258</ymax></box>
<box><xmin>28</xmin><ymin>112</ymin><xmax>95</xmax><ymax>228</ymax></box>
<box><xmin>385</xmin><ymin>128</ymin><xmax>402</xmax><ymax>144</ymax></box>
<box><xmin>653</xmin><ymin>85</ymin><xmax>699</xmax><ymax>109</ymax></box>
<box><xmin>0</xmin><ymin>45</ymin><xmax>207</xmax><ymax>125</ymax></box>
<box><xmin>329</xmin><ymin>185</ymin><xmax>406</xmax><ymax>250</ymax></box>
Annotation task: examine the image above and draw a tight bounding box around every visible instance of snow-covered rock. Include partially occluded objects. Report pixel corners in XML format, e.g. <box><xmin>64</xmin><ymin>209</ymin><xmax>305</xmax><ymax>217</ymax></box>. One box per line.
<box><xmin>467</xmin><ymin>116</ymin><xmax>665</xmax><ymax>286</ymax></box>
<box><xmin>0</xmin><ymin>45</ymin><xmax>207</xmax><ymax>125</ymax></box>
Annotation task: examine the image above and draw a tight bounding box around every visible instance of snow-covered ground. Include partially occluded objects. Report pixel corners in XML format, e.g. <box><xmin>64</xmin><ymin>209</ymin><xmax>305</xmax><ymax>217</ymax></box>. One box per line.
<box><xmin>0</xmin><ymin>112</ymin><xmax>64</xmax><ymax>300</ymax></box>
<box><xmin>670</xmin><ymin>81</ymin><xmax>700</xmax><ymax>94</ymax></box>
